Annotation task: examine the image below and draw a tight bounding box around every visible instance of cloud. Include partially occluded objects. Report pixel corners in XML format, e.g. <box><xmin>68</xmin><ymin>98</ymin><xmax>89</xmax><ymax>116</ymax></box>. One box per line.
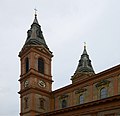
<box><xmin>0</xmin><ymin>0</ymin><xmax>120</xmax><ymax>115</ymax></box>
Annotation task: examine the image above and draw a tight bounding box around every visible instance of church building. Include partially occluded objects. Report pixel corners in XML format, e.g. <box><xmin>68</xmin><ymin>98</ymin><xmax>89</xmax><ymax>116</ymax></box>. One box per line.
<box><xmin>18</xmin><ymin>14</ymin><xmax>120</xmax><ymax>116</ymax></box>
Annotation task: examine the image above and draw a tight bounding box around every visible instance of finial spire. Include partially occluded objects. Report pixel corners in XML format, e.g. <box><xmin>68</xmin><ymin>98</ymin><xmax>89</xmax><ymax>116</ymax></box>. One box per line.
<box><xmin>24</xmin><ymin>12</ymin><xmax>48</xmax><ymax>49</ymax></box>
<box><xmin>74</xmin><ymin>43</ymin><xmax>94</xmax><ymax>75</ymax></box>
<box><xmin>83</xmin><ymin>42</ymin><xmax>87</xmax><ymax>55</ymax></box>
<box><xmin>34</xmin><ymin>8</ymin><xmax>37</xmax><ymax>16</ymax></box>
<box><xmin>71</xmin><ymin>43</ymin><xmax>95</xmax><ymax>83</ymax></box>
<box><xmin>33</xmin><ymin>8</ymin><xmax>39</xmax><ymax>24</ymax></box>
<box><xmin>84</xmin><ymin>42</ymin><xmax>86</xmax><ymax>50</ymax></box>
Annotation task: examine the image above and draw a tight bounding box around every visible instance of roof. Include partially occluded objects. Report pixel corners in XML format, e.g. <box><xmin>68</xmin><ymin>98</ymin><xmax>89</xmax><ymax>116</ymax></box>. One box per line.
<box><xmin>24</xmin><ymin>14</ymin><xmax>49</xmax><ymax>49</ymax></box>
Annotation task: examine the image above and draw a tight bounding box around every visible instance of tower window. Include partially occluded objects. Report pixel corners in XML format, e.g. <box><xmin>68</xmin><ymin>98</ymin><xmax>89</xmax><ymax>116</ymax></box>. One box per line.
<box><xmin>25</xmin><ymin>57</ymin><xmax>29</xmax><ymax>73</ymax></box>
<box><xmin>38</xmin><ymin>58</ymin><xmax>44</xmax><ymax>74</ymax></box>
<box><xmin>24</xmin><ymin>97</ymin><xmax>28</xmax><ymax>109</ymax></box>
<box><xmin>39</xmin><ymin>98</ymin><xmax>45</xmax><ymax>109</ymax></box>
<box><xmin>79</xmin><ymin>94</ymin><xmax>84</xmax><ymax>104</ymax></box>
<box><xmin>62</xmin><ymin>99</ymin><xmax>67</xmax><ymax>108</ymax></box>
<box><xmin>100</xmin><ymin>87</ymin><xmax>108</xmax><ymax>99</ymax></box>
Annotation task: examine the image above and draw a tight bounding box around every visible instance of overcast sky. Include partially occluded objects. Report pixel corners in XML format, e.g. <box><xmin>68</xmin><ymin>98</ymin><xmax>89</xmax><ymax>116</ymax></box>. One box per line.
<box><xmin>0</xmin><ymin>0</ymin><xmax>120</xmax><ymax>116</ymax></box>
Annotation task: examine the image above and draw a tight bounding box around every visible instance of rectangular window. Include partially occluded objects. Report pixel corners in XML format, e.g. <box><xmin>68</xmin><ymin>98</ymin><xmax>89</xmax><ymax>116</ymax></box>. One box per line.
<box><xmin>38</xmin><ymin>58</ymin><xmax>44</xmax><ymax>74</ymax></box>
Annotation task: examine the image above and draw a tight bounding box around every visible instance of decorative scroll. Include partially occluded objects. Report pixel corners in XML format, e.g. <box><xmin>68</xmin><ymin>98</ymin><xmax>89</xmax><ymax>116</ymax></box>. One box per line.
<box><xmin>75</xmin><ymin>88</ymin><xmax>87</xmax><ymax>94</ymax></box>
<box><xmin>96</xmin><ymin>80</ymin><xmax>110</xmax><ymax>88</ymax></box>
<box><xmin>59</xmin><ymin>94</ymin><xmax>68</xmax><ymax>99</ymax></box>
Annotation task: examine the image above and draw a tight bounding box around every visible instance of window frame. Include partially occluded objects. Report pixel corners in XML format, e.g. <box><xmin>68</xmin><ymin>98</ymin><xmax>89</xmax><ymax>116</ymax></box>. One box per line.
<box><xmin>100</xmin><ymin>87</ymin><xmax>108</xmax><ymax>99</ymax></box>
<box><xmin>39</xmin><ymin>98</ymin><xmax>45</xmax><ymax>109</ymax></box>
<box><xmin>62</xmin><ymin>99</ymin><xmax>67</xmax><ymax>108</ymax></box>
<box><xmin>25</xmin><ymin>57</ymin><xmax>29</xmax><ymax>73</ymax></box>
<box><xmin>24</xmin><ymin>97</ymin><xmax>28</xmax><ymax>109</ymax></box>
<box><xmin>38</xmin><ymin>58</ymin><xmax>44</xmax><ymax>74</ymax></box>
<box><xmin>79</xmin><ymin>94</ymin><xmax>84</xmax><ymax>104</ymax></box>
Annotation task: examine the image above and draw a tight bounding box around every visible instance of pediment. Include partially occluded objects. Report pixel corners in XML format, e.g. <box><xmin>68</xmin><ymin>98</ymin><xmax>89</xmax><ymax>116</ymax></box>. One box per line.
<box><xmin>71</xmin><ymin>73</ymin><xmax>88</xmax><ymax>80</ymax></box>
<box><xmin>36</xmin><ymin>45</ymin><xmax>53</xmax><ymax>56</ymax></box>
<box><xmin>19</xmin><ymin>45</ymin><xmax>53</xmax><ymax>58</ymax></box>
<box><xmin>95</xmin><ymin>79</ymin><xmax>110</xmax><ymax>88</ymax></box>
<box><xmin>75</xmin><ymin>88</ymin><xmax>87</xmax><ymax>94</ymax></box>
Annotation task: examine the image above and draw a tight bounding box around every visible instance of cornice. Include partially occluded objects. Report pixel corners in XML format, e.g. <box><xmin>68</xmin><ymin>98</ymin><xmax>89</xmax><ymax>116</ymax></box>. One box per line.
<box><xmin>39</xmin><ymin>95</ymin><xmax>120</xmax><ymax>116</ymax></box>
<box><xmin>52</xmin><ymin>64</ymin><xmax>120</xmax><ymax>95</ymax></box>
<box><xmin>19</xmin><ymin>45</ymin><xmax>53</xmax><ymax>59</ymax></box>
<box><xmin>18</xmin><ymin>87</ymin><xmax>52</xmax><ymax>97</ymax></box>
<box><xmin>19</xmin><ymin>68</ymin><xmax>53</xmax><ymax>83</ymax></box>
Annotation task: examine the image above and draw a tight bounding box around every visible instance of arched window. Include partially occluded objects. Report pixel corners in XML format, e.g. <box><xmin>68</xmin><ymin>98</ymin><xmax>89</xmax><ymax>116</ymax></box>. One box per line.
<box><xmin>24</xmin><ymin>97</ymin><xmax>28</xmax><ymax>109</ymax></box>
<box><xmin>62</xmin><ymin>99</ymin><xmax>67</xmax><ymax>108</ymax></box>
<box><xmin>100</xmin><ymin>87</ymin><xmax>107</xmax><ymax>99</ymax></box>
<box><xmin>25</xmin><ymin>57</ymin><xmax>29</xmax><ymax>73</ymax></box>
<box><xmin>38</xmin><ymin>58</ymin><xmax>44</xmax><ymax>74</ymax></box>
<box><xmin>79</xmin><ymin>94</ymin><xmax>84</xmax><ymax>104</ymax></box>
<box><xmin>39</xmin><ymin>98</ymin><xmax>45</xmax><ymax>109</ymax></box>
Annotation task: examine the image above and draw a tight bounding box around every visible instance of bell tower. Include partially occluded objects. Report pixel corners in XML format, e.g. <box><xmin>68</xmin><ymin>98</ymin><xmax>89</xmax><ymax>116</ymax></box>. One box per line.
<box><xmin>18</xmin><ymin>14</ymin><xmax>53</xmax><ymax>116</ymax></box>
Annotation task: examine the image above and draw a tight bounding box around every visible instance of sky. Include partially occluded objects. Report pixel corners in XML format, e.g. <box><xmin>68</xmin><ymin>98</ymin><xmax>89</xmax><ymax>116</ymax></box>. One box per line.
<box><xmin>0</xmin><ymin>0</ymin><xmax>120</xmax><ymax>116</ymax></box>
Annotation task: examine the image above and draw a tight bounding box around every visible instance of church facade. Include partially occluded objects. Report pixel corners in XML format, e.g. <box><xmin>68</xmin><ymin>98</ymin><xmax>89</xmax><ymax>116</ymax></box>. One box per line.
<box><xmin>18</xmin><ymin>14</ymin><xmax>120</xmax><ymax>116</ymax></box>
